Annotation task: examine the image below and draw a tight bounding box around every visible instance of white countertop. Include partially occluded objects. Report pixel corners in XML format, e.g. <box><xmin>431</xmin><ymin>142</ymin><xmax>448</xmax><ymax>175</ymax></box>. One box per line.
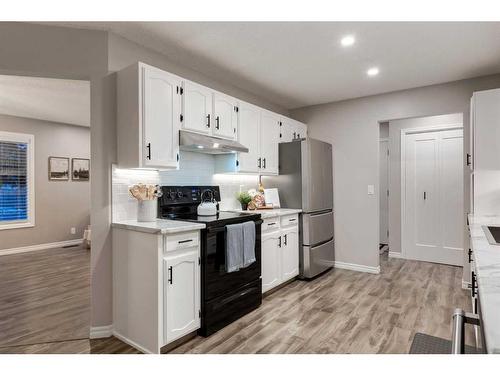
<box><xmin>467</xmin><ymin>214</ymin><xmax>500</xmax><ymax>354</ymax></box>
<box><xmin>112</xmin><ymin>219</ymin><xmax>206</xmax><ymax>235</ymax></box>
<box><xmin>227</xmin><ymin>208</ymin><xmax>302</xmax><ymax>219</ymax></box>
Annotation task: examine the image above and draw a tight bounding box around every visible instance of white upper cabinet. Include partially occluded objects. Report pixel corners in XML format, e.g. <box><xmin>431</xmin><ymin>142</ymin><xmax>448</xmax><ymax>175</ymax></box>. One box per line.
<box><xmin>213</xmin><ymin>91</ymin><xmax>238</xmax><ymax>140</ymax></box>
<box><xmin>260</xmin><ymin>111</ymin><xmax>280</xmax><ymax>175</ymax></box>
<box><xmin>281</xmin><ymin>118</ymin><xmax>307</xmax><ymax>143</ymax></box>
<box><xmin>237</xmin><ymin>102</ymin><xmax>261</xmax><ymax>173</ymax></box>
<box><xmin>117</xmin><ymin>62</ymin><xmax>181</xmax><ymax>170</ymax></box>
<box><xmin>182</xmin><ymin>80</ymin><xmax>212</xmax><ymax>135</ymax></box>
<box><xmin>471</xmin><ymin>88</ymin><xmax>500</xmax><ymax>171</ymax></box>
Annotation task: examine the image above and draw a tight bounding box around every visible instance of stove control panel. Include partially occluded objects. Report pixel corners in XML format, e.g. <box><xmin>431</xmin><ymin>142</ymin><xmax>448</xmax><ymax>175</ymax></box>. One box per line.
<box><xmin>159</xmin><ymin>186</ymin><xmax>221</xmax><ymax>205</ymax></box>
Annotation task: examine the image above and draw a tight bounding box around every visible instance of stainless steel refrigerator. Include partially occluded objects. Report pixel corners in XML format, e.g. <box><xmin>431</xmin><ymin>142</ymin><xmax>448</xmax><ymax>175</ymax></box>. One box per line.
<box><xmin>264</xmin><ymin>138</ymin><xmax>334</xmax><ymax>279</ymax></box>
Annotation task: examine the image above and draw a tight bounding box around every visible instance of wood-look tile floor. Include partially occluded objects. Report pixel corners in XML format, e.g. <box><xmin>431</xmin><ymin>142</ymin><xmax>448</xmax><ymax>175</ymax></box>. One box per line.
<box><xmin>0</xmin><ymin>248</ymin><xmax>472</xmax><ymax>354</ymax></box>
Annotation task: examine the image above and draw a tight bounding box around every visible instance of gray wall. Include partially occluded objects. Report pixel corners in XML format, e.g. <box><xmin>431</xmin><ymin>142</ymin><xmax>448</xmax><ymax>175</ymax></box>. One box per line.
<box><xmin>291</xmin><ymin>74</ymin><xmax>500</xmax><ymax>270</ymax></box>
<box><xmin>0</xmin><ymin>114</ymin><xmax>90</xmax><ymax>250</ymax></box>
<box><xmin>387</xmin><ymin>113</ymin><xmax>463</xmax><ymax>256</ymax></box>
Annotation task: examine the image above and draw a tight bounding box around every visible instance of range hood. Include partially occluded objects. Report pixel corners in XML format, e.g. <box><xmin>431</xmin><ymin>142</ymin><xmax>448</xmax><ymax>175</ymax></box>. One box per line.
<box><xmin>179</xmin><ymin>130</ymin><xmax>249</xmax><ymax>154</ymax></box>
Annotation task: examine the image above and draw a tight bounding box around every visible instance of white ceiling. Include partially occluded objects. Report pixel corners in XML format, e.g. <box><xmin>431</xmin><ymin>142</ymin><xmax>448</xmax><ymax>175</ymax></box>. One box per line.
<box><xmin>50</xmin><ymin>22</ymin><xmax>500</xmax><ymax>109</ymax></box>
<box><xmin>0</xmin><ymin>75</ymin><xmax>90</xmax><ymax>127</ymax></box>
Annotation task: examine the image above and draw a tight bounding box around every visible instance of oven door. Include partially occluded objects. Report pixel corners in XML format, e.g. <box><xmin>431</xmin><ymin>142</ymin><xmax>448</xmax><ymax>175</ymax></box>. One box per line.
<box><xmin>202</xmin><ymin>220</ymin><xmax>262</xmax><ymax>302</ymax></box>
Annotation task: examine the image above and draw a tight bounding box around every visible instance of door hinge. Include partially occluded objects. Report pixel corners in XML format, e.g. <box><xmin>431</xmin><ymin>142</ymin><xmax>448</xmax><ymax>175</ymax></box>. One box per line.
<box><xmin>180</xmin><ymin>87</ymin><xmax>183</xmax><ymax>95</ymax></box>
<box><xmin>180</xmin><ymin>114</ymin><xmax>184</xmax><ymax>122</ymax></box>
<box><xmin>279</xmin><ymin>133</ymin><xmax>282</xmax><ymax>138</ymax></box>
<box><xmin>198</xmin><ymin>257</ymin><xmax>201</xmax><ymax>265</ymax></box>
<box><xmin>234</xmin><ymin>106</ymin><xmax>239</xmax><ymax>113</ymax></box>
<box><xmin>279</xmin><ymin>121</ymin><xmax>282</xmax><ymax>127</ymax></box>
<box><xmin>236</xmin><ymin>160</ymin><xmax>239</xmax><ymax>167</ymax></box>
<box><xmin>233</xmin><ymin>128</ymin><xmax>236</xmax><ymax>133</ymax></box>
<box><xmin>176</xmin><ymin>86</ymin><xmax>179</xmax><ymax>94</ymax></box>
<box><xmin>176</xmin><ymin>153</ymin><xmax>179</xmax><ymax>162</ymax></box>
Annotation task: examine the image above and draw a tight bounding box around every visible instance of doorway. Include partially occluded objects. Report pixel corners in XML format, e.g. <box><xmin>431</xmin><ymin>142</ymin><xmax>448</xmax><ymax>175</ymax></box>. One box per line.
<box><xmin>379</xmin><ymin>122</ymin><xmax>389</xmax><ymax>256</ymax></box>
<box><xmin>402</xmin><ymin>126</ymin><xmax>464</xmax><ymax>266</ymax></box>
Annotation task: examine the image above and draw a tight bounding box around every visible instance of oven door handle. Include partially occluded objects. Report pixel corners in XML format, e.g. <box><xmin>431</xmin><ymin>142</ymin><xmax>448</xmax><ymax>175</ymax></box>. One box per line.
<box><xmin>207</xmin><ymin>220</ymin><xmax>263</xmax><ymax>233</ymax></box>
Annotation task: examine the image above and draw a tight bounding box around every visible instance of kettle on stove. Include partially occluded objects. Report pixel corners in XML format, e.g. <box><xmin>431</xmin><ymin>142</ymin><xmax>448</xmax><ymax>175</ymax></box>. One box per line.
<box><xmin>197</xmin><ymin>189</ymin><xmax>218</xmax><ymax>216</ymax></box>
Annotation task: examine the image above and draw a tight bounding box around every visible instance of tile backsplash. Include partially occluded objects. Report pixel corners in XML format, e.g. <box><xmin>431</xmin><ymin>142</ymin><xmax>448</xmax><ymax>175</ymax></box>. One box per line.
<box><xmin>112</xmin><ymin>151</ymin><xmax>260</xmax><ymax>221</ymax></box>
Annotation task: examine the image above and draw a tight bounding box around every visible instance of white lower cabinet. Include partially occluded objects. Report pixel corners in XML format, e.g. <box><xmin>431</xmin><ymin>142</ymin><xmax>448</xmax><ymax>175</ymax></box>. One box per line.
<box><xmin>262</xmin><ymin>231</ymin><xmax>282</xmax><ymax>292</ymax></box>
<box><xmin>113</xmin><ymin>228</ymin><xmax>201</xmax><ymax>354</ymax></box>
<box><xmin>163</xmin><ymin>249</ymin><xmax>200</xmax><ymax>344</ymax></box>
<box><xmin>261</xmin><ymin>215</ymin><xmax>300</xmax><ymax>293</ymax></box>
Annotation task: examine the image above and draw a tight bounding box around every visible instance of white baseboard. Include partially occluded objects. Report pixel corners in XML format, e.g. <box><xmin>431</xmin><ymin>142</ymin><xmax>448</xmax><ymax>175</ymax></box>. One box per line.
<box><xmin>89</xmin><ymin>325</ymin><xmax>113</xmax><ymax>339</ymax></box>
<box><xmin>0</xmin><ymin>238</ymin><xmax>84</xmax><ymax>256</ymax></box>
<box><xmin>388</xmin><ymin>251</ymin><xmax>404</xmax><ymax>259</ymax></box>
<box><xmin>112</xmin><ymin>330</ymin><xmax>154</xmax><ymax>354</ymax></box>
<box><xmin>334</xmin><ymin>261</ymin><xmax>380</xmax><ymax>274</ymax></box>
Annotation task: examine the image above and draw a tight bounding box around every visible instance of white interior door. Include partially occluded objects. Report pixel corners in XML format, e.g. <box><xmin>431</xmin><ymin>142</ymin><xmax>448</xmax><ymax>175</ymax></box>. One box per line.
<box><xmin>404</xmin><ymin>128</ymin><xmax>463</xmax><ymax>266</ymax></box>
<box><xmin>379</xmin><ymin>139</ymin><xmax>389</xmax><ymax>244</ymax></box>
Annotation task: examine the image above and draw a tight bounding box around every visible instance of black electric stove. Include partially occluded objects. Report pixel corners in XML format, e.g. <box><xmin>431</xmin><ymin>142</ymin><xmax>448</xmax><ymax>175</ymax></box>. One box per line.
<box><xmin>158</xmin><ymin>186</ymin><xmax>262</xmax><ymax>337</ymax></box>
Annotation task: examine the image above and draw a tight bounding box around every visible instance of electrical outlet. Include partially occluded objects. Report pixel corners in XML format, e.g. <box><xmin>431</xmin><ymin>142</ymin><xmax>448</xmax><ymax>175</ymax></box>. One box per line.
<box><xmin>70</xmin><ymin>227</ymin><xmax>76</xmax><ymax>235</ymax></box>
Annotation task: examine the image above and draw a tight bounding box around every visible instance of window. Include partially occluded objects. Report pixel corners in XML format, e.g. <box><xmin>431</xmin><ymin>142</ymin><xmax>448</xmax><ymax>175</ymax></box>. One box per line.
<box><xmin>0</xmin><ymin>131</ymin><xmax>34</xmax><ymax>229</ymax></box>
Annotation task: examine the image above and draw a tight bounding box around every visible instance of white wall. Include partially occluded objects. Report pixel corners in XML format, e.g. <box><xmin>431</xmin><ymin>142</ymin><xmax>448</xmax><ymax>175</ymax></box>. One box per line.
<box><xmin>387</xmin><ymin>113</ymin><xmax>463</xmax><ymax>255</ymax></box>
<box><xmin>291</xmin><ymin>74</ymin><xmax>500</xmax><ymax>270</ymax></box>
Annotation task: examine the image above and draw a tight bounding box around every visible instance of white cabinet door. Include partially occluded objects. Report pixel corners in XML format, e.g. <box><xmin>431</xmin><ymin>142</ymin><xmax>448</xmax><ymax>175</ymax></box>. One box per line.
<box><xmin>281</xmin><ymin>227</ymin><xmax>299</xmax><ymax>282</ymax></box>
<box><xmin>213</xmin><ymin>92</ymin><xmax>238</xmax><ymax>140</ymax></box>
<box><xmin>237</xmin><ymin>102</ymin><xmax>261</xmax><ymax>173</ymax></box>
<box><xmin>280</xmin><ymin>118</ymin><xmax>296</xmax><ymax>143</ymax></box>
<box><xmin>261</xmin><ymin>231</ymin><xmax>281</xmax><ymax>293</ymax></box>
<box><xmin>260</xmin><ymin>111</ymin><xmax>280</xmax><ymax>175</ymax></box>
<box><xmin>163</xmin><ymin>249</ymin><xmax>200</xmax><ymax>344</ymax></box>
<box><xmin>182</xmin><ymin>80</ymin><xmax>212</xmax><ymax>135</ymax></box>
<box><xmin>473</xmin><ymin>89</ymin><xmax>500</xmax><ymax>171</ymax></box>
<box><xmin>142</xmin><ymin>65</ymin><xmax>181</xmax><ymax>168</ymax></box>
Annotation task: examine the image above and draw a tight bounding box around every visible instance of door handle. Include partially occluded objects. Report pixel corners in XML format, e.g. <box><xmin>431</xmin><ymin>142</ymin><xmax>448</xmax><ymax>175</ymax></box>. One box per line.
<box><xmin>168</xmin><ymin>266</ymin><xmax>173</xmax><ymax>284</ymax></box>
<box><xmin>466</xmin><ymin>153</ymin><xmax>471</xmax><ymax>166</ymax></box>
<box><xmin>284</xmin><ymin>234</ymin><xmax>287</xmax><ymax>246</ymax></box>
<box><xmin>215</xmin><ymin>116</ymin><xmax>220</xmax><ymax>130</ymax></box>
<box><xmin>263</xmin><ymin>158</ymin><xmax>266</xmax><ymax>169</ymax></box>
<box><xmin>278</xmin><ymin>236</ymin><xmax>282</xmax><ymax>248</ymax></box>
<box><xmin>451</xmin><ymin>309</ymin><xmax>480</xmax><ymax>354</ymax></box>
<box><xmin>423</xmin><ymin>191</ymin><xmax>427</xmax><ymax>200</ymax></box>
<box><xmin>207</xmin><ymin>114</ymin><xmax>211</xmax><ymax>128</ymax></box>
<box><xmin>146</xmin><ymin>142</ymin><xmax>151</xmax><ymax>160</ymax></box>
<box><xmin>258</xmin><ymin>157</ymin><xmax>261</xmax><ymax>168</ymax></box>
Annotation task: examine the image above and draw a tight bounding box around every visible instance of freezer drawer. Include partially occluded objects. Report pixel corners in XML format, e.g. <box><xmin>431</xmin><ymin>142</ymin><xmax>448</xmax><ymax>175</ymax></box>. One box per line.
<box><xmin>302</xmin><ymin>210</ymin><xmax>334</xmax><ymax>246</ymax></box>
<box><xmin>300</xmin><ymin>238</ymin><xmax>334</xmax><ymax>279</ymax></box>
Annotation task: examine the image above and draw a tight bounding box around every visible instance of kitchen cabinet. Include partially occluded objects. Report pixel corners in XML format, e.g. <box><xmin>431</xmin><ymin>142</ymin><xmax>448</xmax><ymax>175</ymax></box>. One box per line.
<box><xmin>260</xmin><ymin>111</ymin><xmax>280</xmax><ymax>175</ymax></box>
<box><xmin>112</xmin><ymin>228</ymin><xmax>201</xmax><ymax>353</ymax></box>
<box><xmin>261</xmin><ymin>214</ymin><xmax>300</xmax><ymax>293</ymax></box>
<box><xmin>182</xmin><ymin>80</ymin><xmax>212</xmax><ymax>135</ymax></box>
<box><xmin>163</xmin><ymin>248</ymin><xmax>200</xmax><ymax>344</ymax></box>
<box><xmin>213</xmin><ymin>91</ymin><xmax>238</xmax><ymax>140</ymax></box>
<box><xmin>261</xmin><ymin>231</ymin><xmax>282</xmax><ymax>293</ymax></box>
<box><xmin>470</xmin><ymin>88</ymin><xmax>500</xmax><ymax>171</ymax></box>
<box><xmin>236</xmin><ymin>101</ymin><xmax>261</xmax><ymax>173</ymax></box>
<box><xmin>281</xmin><ymin>226</ymin><xmax>299</xmax><ymax>281</ymax></box>
<box><xmin>117</xmin><ymin>62</ymin><xmax>181</xmax><ymax>170</ymax></box>
<box><xmin>281</xmin><ymin>118</ymin><xmax>308</xmax><ymax>143</ymax></box>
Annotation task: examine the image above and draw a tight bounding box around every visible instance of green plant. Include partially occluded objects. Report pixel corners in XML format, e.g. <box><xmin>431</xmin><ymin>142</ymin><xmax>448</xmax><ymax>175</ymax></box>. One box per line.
<box><xmin>236</xmin><ymin>191</ymin><xmax>252</xmax><ymax>205</ymax></box>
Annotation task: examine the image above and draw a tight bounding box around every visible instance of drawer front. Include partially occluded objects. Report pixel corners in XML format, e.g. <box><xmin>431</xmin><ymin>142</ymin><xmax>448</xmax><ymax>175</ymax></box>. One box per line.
<box><xmin>165</xmin><ymin>231</ymin><xmax>200</xmax><ymax>252</ymax></box>
<box><xmin>262</xmin><ymin>217</ymin><xmax>280</xmax><ymax>232</ymax></box>
<box><xmin>302</xmin><ymin>210</ymin><xmax>334</xmax><ymax>246</ymax></box>
<box><xmin>281</xmin><ymin>214</ymin><xmax>299</xmax><ymax>228</ymax></box>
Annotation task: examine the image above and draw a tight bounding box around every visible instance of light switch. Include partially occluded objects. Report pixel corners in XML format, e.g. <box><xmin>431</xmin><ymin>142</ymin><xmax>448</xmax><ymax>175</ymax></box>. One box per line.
<box><xmin>367</xmin><ymin>185</ymin><xmax>375</xmax><ymax>195</ymax></box>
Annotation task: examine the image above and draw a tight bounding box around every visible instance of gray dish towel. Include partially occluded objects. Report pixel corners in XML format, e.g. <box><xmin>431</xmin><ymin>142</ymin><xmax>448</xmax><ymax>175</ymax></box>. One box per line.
<box><xmin>242</xmin><ymin>221</ymin><xmax>256</xmax><ymax>268</ymax></box>
<box><xmin>226</xmin><ymin>223</ymin><xmax>244</xmax><ymax>272</ymax></box>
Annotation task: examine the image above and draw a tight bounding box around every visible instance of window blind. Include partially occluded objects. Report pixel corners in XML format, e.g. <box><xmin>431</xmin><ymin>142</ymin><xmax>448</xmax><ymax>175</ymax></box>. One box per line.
<box><xmin>0</xmin><ymin>141</ymin><xmax>28</xmax><ymax>222</ymax></box>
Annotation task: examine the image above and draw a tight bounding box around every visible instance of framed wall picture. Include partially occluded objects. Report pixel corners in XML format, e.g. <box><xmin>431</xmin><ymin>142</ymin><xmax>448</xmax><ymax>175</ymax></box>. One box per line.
<box><xmin>72</xmin><ymin>158</ymin><xmax>90</xmax><ymax>181</ymax></box>
<box><xmin>48</xmin><ymin>157</ymin><xmax>70</xmax><ymax>181</ymax></box>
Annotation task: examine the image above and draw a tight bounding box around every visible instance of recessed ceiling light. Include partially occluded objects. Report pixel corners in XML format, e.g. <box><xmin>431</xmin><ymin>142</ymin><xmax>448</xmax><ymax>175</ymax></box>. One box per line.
<box><xmin>367</xmin><ymin>67</ymin><xmax>379</xmax><ymax>77</ymax></box>
<box><xmin>340</xmin><ymin>35</ymin><xmax>355</xmax><ymax>47</ymax></box>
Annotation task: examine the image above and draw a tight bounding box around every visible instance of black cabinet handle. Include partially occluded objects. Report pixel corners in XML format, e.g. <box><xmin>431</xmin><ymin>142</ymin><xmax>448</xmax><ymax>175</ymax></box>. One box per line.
<box><xmin>284</xmin><ymin>234</ymin><xmax>287</xmax><ymax>246</ymax></box>
<box><xmin>215</xmin><ymin>116</ymin><xmax>220</xmax><ymax>130</ymax></box>
<box><xmin>258</xmin><ymin>157</ymin><xmax>261</xmax><ymax>168</ymax></box>
<box><xmin>267</xmin><ymin>222</ymin><xmax>276</xmax><ymax>226</ymax></box>
<box><xmin>278</xmin><ymin>236</ymin><xmax>282</xmax><ymax>248</ymax></box>
<box><xmin>168</xmin><ymin>266</ymin><xmax>173</xmax><ymax>284</ymax></box>
<box><xmin>178</xmin><ymin>239</ymin><xmax>193</xmax><ymax>244</ymax></box>
<box><xmin>466</xmin><ymin>153</ymin><xmax>471</xmax><ymax>166</ymax></box>
<box><xmin>468</xmin><ymin>248</ymin><xmax>473</xmax><ymax>263</ymax></box>
<box><xmin>423</xmin><ymin>191</ymin><xmax>427</xmax><ymax>200</ymax></box>
<box><xmin>263</xmin><ymin>158</ymin><xmax>266</xmax><ymax>169</ymax></box>
<box><xmin>207</xmin><ymin>114</ymin><xmax>211</xmax><ymax>128</ymax></box>
<box><xmin>471</xmin><ymin>271</ymin><xmax>477</xmax><ymax>297</ymax></box>
<box><xmin>289</xmin><ymin>218</ymin><xmax>296</xmax><ymax>222</ymax></box>
<box><xmin>146</xmin><ymin>143</ymin><xmax>151</xmax><ymax>160</ymax></box>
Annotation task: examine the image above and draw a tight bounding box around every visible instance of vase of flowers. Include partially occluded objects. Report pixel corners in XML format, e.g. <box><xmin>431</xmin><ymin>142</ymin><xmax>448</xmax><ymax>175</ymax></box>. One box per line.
<box><xmin>129</xmin><ymin>183</ymin><xmax>163</xmax><ymax>222</ymax></box>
